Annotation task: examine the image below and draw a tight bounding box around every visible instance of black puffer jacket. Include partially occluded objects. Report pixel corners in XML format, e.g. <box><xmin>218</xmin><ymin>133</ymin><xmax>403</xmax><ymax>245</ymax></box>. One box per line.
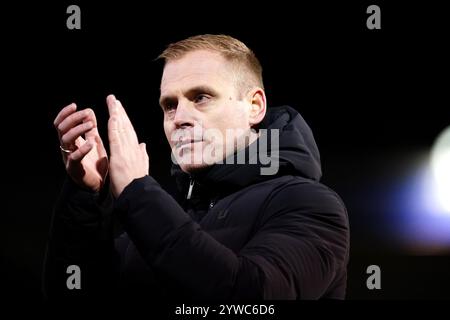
<box><xmin>44</xmin><ymin>106</ymin><xmax>349</xmax><ymax>301</ymax></box>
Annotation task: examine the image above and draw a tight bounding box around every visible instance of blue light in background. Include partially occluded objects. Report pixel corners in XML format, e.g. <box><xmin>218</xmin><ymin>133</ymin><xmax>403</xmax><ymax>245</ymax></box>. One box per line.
<box><xmin>431</xmin><ymin>126</ymin><xmax>450</xmax><ymax>213</ymax></box>
<box><xmin>387</xmin><ymin>127</ymin><xmax>450</xmax><ymax>253</ymax></box>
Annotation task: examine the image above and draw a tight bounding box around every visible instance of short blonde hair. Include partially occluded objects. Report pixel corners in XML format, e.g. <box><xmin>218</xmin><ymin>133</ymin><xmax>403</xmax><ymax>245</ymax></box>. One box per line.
<box><xmin>158</xmin><ymin>34</ymin><xmax>264</xmax><ymax>94</ymax></box>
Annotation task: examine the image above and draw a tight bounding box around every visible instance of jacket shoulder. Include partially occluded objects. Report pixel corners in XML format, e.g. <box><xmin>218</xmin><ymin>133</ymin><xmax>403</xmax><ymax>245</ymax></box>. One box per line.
<box><xmin>268</xmin><ymin>176</ymin><xmax>346</xmax><ymax>212</ymax></box>
<box><xmin>261</xmin><ymin>175</ymin><xmax>349</xmax><ymax>227</ymax></box>
<box><xmin>261</xmin><ymin>175</ymin><xmax>350</xmax><ymax>264</ymax></box>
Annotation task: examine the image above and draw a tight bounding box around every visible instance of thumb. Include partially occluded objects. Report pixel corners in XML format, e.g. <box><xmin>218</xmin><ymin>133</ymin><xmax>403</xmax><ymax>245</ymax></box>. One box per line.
<box><xmin>140</xmin><ymin>142</ymin><xmax>148</xmax><ymax>156</ymax></box>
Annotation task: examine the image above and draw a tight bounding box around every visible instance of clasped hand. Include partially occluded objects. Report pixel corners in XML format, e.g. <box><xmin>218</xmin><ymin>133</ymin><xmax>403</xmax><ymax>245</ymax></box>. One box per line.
<box><xmin>54</xmin><ymin>94</ymin><xmax>149</xmax><ymax>198</ymax></box>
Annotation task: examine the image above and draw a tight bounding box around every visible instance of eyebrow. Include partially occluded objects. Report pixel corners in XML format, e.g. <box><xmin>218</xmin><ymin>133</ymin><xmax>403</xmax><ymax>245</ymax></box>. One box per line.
<box><xmin>159</xmin><ymin>85</ymin><xmax>220</xmax><ymax>108</ymax></box>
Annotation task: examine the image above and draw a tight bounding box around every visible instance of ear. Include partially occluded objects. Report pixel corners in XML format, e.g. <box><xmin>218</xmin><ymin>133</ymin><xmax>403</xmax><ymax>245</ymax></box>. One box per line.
<box><xmin>247</xmin><ymin>87</ymin><xmax>266</xmax><ymax>128</ymax></box>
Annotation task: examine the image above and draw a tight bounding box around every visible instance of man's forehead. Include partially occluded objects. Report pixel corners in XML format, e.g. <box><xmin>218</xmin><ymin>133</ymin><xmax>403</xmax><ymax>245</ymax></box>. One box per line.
<box><xmin>160</xmin><ymin>50</ymin><xmax>234</xmax><ymax>91</ymax></box>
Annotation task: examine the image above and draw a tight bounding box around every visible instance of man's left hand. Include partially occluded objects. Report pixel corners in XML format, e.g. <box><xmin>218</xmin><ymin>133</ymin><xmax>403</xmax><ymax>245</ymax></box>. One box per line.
<box><xmin>107</xmin><ymin>94</ymin><xmax>149</xmax><ymax>198</ymax></box>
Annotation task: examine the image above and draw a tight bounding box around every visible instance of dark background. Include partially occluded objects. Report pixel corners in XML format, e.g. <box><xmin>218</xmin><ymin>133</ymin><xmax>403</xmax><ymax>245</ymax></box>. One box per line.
<box><xmin>2</xmin><ymin>1</ymin><xmax>450</xmax><ymax>301</ymax></box>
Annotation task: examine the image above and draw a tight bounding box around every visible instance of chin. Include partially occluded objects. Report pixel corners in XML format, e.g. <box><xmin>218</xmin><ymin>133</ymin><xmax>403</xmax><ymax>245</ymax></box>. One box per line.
<box><xmin>179</xmin><ymin>162</ymin><xmax>211</xmax><ymax>175</ymax></box>
<box><xmin>174</xmin><ymin>146</ymin><xmax>225</xmax><ymax>174</ymax></box>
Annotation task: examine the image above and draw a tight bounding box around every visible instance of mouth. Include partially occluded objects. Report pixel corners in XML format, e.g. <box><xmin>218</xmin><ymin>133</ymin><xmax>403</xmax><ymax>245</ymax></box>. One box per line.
<box><xmin>176</xmin><ymin>139</ymin><xmax>203</xmax><ymax>149</ymax></box>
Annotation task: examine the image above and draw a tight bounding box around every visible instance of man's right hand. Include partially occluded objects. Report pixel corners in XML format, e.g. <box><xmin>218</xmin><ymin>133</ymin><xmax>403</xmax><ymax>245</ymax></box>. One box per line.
<box><xmin>54</xmin><ymin>103</ymin><xmax>108</xmax><ymax>192</ymax></box>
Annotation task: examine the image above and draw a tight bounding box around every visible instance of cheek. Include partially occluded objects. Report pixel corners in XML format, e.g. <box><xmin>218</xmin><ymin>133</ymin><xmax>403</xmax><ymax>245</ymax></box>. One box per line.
<box><xmin>206</xmin><ymin>107</ymin><xmax>248</xmax><ymax>145</ymax></box>
<box><xmin>163</xmin><ymin>122</ymin><xmax>173</xmax><ymax>146</ymax></box>
<box><xmin>219</xmin><ymin>104</ymin><xmax>248</xmax><ymax>128</ymax></box>
<box><xmin>208</xmin><ymin>113</ymin><xmax>233</xmax><ymax>136</ymax></box>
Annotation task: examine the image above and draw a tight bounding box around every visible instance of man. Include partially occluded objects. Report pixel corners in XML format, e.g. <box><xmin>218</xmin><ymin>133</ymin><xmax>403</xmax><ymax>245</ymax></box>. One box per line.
<box><xmin>45</xmin><ymin>34</ymin><xmax>349</xmax><ymax>300</ymax></box>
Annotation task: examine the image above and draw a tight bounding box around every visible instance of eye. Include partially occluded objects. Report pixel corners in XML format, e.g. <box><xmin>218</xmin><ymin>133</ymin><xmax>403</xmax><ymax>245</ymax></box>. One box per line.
<box><xmin>194</xmin><ymin>94</ymin><xmax>210</xmax><ymax>104</ymax></box>
<box><xmin>163</xmin><ymin>102</ymin><xmax>177</xmax><ymax>112</ymax></box>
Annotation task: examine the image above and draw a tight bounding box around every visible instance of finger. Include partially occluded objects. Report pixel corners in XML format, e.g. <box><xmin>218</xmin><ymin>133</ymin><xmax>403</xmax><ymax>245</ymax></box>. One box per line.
<box><xmin>94</xmin><ymin>134</ymin><xmax>107</xmax><ymax>158</ymax></box>
<box><xmin>58</xmin><ymin>108</ymin><xmax>97</xmax><ymax>138</ymax></box>
<box><xmin>108</xmin><ymin>115</ymin><xmax>120</xmax><ymax>154</ymax></box>
<box><xmin>61</xmin><ymin>121</ymin><xmax>94</xmax><ymax>147</ymax></box>
<box><xmin>61</xmin><ymin>137</ymin><xmax>84</xmax><ymax>160</ymax></box>
<box><xmin>139</xmin><ymin>142</ymin><xmax>146</xmax><ymax>157</ymax></box>
<box><xmin>114</xmin><ymin>98</ymin><xmax>133</xmax><ymax>129</ymax></box>
<box><xmin>141</xmin><ymin>143</ymin><xmax>149</xmax><ymax>160</ymax></box>
<box><xmin>107</xmin><ymin>94</ymin><xmax>123</xmax><ymax>137</ymax></box>
<box><xmin>68</xmin><ymin>140</ymin><xmax>94</xmax><ymax>162</ymax></box>
<box><xmin>54</xmin><ymin>103</ymin><xmax>77</xmax><ymax>128</ymax></box>
<box><xmin>114</xmin><ymin>97</ymin><xmax>139</xmax><ymax>145</ymax></box>
<box><xmin>84</xmin><ymin>126</ymin><xmax>100</xmax><ymax>142</ymax></box>
<box><xmin>140</xmin><ymin>143</ymin><xmax>149</xmax><ymax>174</ymax></box>
<box><xmin>74</xmin><ymin>136</ymin><xmax>85</xmax><ymax>148</ymax></box>
<box><xmin>53</xmin><ymin>103</ymin><xmax>77</xmax><ymax>138</ymax></box>
<box><xmin>83</xmin><ymin>108</ymin><xmax>100</xmax><ymax>141</ymax></box>
<box><xmin>107</xmin><ymin>94</ymin><xmax>139</xmax><ymax>148</ymax></box>
<box><xmin>106</xmin><ymin>94</ymin><xmax>119</xmax><ymax>120</ymax></box>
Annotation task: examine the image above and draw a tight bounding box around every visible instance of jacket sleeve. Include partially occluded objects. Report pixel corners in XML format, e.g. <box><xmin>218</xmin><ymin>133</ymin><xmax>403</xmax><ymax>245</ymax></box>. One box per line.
<box><xmin>42</xmin><ymin>177</ymin><xmax>119</xmax><ymax>300</ymax></box>
<box><xmin>115</xmin><ymin>175</ymin><xmax>349</xmax><ymax>300</ymax></box>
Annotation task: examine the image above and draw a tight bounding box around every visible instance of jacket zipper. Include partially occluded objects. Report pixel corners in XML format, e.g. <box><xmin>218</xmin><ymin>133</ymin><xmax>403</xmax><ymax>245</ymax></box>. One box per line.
<box><xmin>186</xmin><ymin>178</ymin><xmax>195</xmax><ymax>200</ymax></box>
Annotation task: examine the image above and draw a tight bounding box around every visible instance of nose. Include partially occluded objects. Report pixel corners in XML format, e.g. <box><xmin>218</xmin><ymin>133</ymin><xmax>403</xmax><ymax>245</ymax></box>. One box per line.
<box><xmin>173</xmin><ymin>100</ymin><xmax>194</xmax><ymax>129</ymax></box>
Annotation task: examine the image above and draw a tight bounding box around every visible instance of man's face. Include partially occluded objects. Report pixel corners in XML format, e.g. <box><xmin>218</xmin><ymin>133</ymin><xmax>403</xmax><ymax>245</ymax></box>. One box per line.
<box><xmin>160</xmin><ymin>50</ymin><xmax>254</xmax><ymax>174</ymax></box>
